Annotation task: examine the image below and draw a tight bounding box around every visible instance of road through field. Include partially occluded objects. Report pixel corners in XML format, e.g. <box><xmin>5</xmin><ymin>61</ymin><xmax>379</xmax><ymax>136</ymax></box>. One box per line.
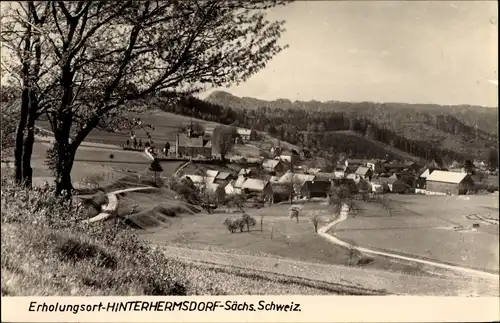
<box><xmin>319</xmin><ymin>212</ymin><xmax>499</xmax><ymax>281</ymax></box>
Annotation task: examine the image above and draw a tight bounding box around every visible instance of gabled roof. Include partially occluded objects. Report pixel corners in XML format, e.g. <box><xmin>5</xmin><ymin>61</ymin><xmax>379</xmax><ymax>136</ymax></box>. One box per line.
<box><xmin>355</xmin><ymin>166</ymin><xmax>372</xmax><ymax>176</ymax></box>
<box><xmin>419</xmin><ymin>168</ymin><xmax>436</xmax><ymax>179</ymax></box>
<box><xmin>233</xmin><ymin>175</ymin><xmax>247</xmax><ymax>188</ymax></box>
<box><xmin>241</xmin><ymin>178</ymin><xmax>268</xmax><ymax>191</ymax></box>
<box><xmin>278</xmin><ymin>172</ymin><xmax>315</xmax><ymax>185</ymax></box>
<box><xmin>215</xmin><ymin>171</ymin><xmax>232</xmax><ymax>180</ymax></box>
<box><xmin>262</xmin><ymin>159</ymin><xmax>281</xmax><ymax>169</ymax></box>
<box><xmin>426</xmin><ymin>170</ymin><xmax>469</xmax><ymax>184</ymax></box>
<box><xmin>206</xmin><ymin>170</ymin><xmax>219</xmax><ymax>178</ymax></box>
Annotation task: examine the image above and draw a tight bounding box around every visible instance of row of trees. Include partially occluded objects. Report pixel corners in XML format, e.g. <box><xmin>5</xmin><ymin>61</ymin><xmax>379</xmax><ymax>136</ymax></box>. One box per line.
<box><xmin>1</xmin><ymin>0</ymin><xmax>291</xmax><ymax>196</ymax></box>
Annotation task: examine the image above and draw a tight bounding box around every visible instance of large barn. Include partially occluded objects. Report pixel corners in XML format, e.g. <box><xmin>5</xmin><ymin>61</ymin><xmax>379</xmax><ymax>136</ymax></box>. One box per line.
<box><xmin>425</xmin><ymin>170</ymin><xmax>474</xmax><ymax>195</ymax></box>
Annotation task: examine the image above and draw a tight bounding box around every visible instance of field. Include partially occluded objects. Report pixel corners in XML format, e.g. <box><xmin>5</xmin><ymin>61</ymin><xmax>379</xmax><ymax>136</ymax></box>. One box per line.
<box><xmin>135</xmin><ymin>201</ymin><xmax>464</xmax><ymax>277</ymax></box>
<box><xmin>331</xmin><ymin>195</ymin><xmax>499</xmax><ymax>273</ymax></box>
<box><xmin>2</xmin><ymin>138</ymin><xmax>185</xmax><ymax>190</ymax></box>
<box><xmin>37</xmin><ymin>110</ymin><xmax>222</xmax><ymax>148</ymax></box>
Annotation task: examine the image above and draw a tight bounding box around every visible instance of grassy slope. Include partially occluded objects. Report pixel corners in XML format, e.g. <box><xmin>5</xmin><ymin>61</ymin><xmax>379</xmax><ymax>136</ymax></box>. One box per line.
<box><xmin>1</xmin><ymin>175</ymin><xmax>375</xmax><ymax>296</ymax></box>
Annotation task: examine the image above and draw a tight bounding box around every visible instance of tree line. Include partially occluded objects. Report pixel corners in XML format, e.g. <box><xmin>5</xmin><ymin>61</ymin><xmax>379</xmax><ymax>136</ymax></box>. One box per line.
<box><xmin>157</xmin><ymin>95</ymin><xmax>498</xmax><ymax>167</ymax></box>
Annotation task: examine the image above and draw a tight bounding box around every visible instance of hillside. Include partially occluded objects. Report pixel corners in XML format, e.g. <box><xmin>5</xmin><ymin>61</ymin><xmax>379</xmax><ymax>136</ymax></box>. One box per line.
<box><xmin>204</xmin><ymin>91</ymin><xmax>498</xmax><ymax>163</ymax></box>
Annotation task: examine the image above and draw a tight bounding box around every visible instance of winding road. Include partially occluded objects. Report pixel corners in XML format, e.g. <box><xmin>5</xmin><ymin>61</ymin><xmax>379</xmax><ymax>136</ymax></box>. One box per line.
<box><xmin>318</xmin><ymin>206</ymin><xmax>499</xmax><ymax>281</ymax></box>
<box><xmin>82</xmin><ymin>186</ymin><xmax>156</xmax><ymax>223</ymax></box>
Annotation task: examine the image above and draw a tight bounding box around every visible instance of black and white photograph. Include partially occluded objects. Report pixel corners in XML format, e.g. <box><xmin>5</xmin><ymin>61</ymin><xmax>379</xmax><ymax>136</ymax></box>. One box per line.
<box><xmin>1</xmin><ymin>0</ymin><xmax>498</xmax><ymax>301</ymax></box>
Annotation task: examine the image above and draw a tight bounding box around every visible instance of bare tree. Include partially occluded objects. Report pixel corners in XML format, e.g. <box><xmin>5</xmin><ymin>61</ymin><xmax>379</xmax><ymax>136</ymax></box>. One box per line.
<box><xmin>2</xmin><ymin>1</ymin><xmax>291</xmax><ymax>196</ymax></box>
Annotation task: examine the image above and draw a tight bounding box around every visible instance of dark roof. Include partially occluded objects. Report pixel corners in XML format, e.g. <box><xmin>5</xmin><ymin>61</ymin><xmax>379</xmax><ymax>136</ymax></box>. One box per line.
<box><xmin>215</xmin><ymin>172</ymin><xmax>233</xmax><ymax>180</ymax></box>
<box><xmin>302</xmin><ymin>180</ymin><xmax>331</xmax><ymax>192</ymax></box>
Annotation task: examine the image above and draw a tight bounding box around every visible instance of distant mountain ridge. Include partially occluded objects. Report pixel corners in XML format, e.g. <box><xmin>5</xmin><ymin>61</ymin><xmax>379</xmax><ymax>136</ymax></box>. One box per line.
<box><xmin>203</xmin><ymin>90</ymin><xmax>498</xmax><ymax>163</ymax></box>
<box><xmin>205</xmin><ymin>91</ymin><xmax>498</xmax><ymax>136</ymax></box>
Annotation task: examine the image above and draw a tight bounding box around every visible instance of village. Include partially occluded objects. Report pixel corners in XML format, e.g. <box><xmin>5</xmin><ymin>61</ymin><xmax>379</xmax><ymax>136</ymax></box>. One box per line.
<box><xmin>134</xmin><ymin>122</ymin><xmax>499</xmax><ymax>209</ymax></box>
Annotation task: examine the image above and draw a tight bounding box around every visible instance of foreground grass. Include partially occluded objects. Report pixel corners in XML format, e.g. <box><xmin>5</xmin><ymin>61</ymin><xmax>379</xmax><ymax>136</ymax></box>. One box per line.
<box><xmin>1</xmin><ymin>174</ymin><xmax>368</xmax><ymax>296</ymax></box>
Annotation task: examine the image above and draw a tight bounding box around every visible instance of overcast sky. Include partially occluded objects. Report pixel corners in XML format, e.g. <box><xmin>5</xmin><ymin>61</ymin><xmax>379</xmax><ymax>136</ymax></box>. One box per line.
<box><xmin>202</xmin><ymin>1</ymin><xmax>498</xmax><ymax>107</ymax></box>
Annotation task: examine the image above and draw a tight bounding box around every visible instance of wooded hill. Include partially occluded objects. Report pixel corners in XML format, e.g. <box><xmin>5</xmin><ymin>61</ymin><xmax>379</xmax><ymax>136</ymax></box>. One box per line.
<box><xmin>199</xmin><ymin>91</ymin><xmax>498</xmax><ymax>165</ymax></box>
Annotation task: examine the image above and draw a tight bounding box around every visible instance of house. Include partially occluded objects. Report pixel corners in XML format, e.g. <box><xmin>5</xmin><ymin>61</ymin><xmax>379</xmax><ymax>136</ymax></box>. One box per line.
<box><xmin>175</xmin><ymin>133</ymin><xmax>212</xmax><ymax>159</ymax></box>
<box><xmin>214</xmin><ymin>171</ymin><xmax>234</xmax><ymax>186</ymax></box>
<box><xmin>241</xmin><ymin>178</ymin><xmax>274</xmax><ymax>203</ymax></box>
<box><xmin>415</xmin><ymin>168</ymin><xmax>438</xmax><ymax>189</ymax></box>
<box><xmin>355</xmin><ymin>166</ymin><xmax>373</xmax><ymax>181</ymax></box>
<box><xmin>236</xmin><ymin>128</ymin><xmax>258</xmax><ymax>141</ymax></box>
<box><xmin>344</xmin><ymin>164</ymin><xmax>358</xmax><ymax>174</ymax></box>
<box><xmin>366</xmin><ymin>160</ymin><xmax>386</xmax><ymax>174</ymax></box>
<box><xmin>300</xmin><ymin>180</ymin><xmax>331</xmax><ymax>199</ymax></box>
<box><xmin>383</xmin><ymin>162</ymin><xmax>408</xmax><ymax>173</ymax></box>
<box><xmin>262</xmin><ymin>159</ymin><xmax>284</xmax><ymax>173</ymax></box>
<box><xmin>425</xmin><ymin>170</ymin><xmax>474</xmax><ymax>195</ymax></box>
<box><xmin>278</xmin><ymin>172</ymin><xmax>316</xmax><ymax>194</ymax></box>
<box><xmin>314</xmin><ymin>172</ymin><xmax>338</xmax><ymax>181</ymax></box>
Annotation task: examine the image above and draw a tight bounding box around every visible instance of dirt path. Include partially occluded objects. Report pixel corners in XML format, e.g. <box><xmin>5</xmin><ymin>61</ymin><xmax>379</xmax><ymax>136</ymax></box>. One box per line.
<box><xmin>318</xmin><ymin>207</ymin><xmax>499</xmax><ymax>281</ymax></box>
<box><xmin>82</xmin><ymin>186</ymin><xmax>156</xmax><ymax>223</ymax></box>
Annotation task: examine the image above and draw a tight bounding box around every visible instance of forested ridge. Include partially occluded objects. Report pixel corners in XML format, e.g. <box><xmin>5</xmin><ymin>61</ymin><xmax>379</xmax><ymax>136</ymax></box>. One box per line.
<box><xmin>156</xmin><ymin>91</ymin><xmax>498</xmax><ymax>166</ymax></box>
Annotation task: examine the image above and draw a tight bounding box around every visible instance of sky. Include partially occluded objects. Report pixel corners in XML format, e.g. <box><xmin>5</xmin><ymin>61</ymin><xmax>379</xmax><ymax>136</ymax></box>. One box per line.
<box><xmin>201</xmin><ymin>1</ymin><xmax>498</xmax><ymax>107</ymax></box>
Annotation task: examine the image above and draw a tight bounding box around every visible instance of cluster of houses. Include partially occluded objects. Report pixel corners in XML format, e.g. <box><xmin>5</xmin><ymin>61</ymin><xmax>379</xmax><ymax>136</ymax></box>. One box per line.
<box><xmin>170</xmin><ymin>126</ymin><xmax>258</xmax><ymax>159</ymax></box>
<box><xmin>178</xmin><ymin>155</ymin><xmax>496</xmax><ymax>205</ymax></box>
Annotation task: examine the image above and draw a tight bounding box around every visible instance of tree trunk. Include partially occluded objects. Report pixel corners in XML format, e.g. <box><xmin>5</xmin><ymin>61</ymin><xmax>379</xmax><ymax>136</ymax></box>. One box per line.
<box><xmin>14</xmin><ymin>24</ymin><xmax>32</xmax><ymax>184</ymax></box>
<box><xmin>14</xmin><ymin>91</ymin><xmax>29</xmax><ymax>183</ymax></box>
<box><xmin>21</xmin><ymin>119</ymin><xmax>35</xmax><ymax>187</ymax></box>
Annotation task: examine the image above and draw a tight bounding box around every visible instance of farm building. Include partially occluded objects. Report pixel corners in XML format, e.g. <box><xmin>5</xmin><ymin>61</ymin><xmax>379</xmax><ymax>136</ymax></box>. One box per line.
<box><xmin>236</xmin><ymin>128</ymin><xmax>258</xmax><ymax>141</ymax></box>
<box><xmin>371</xmin><ymin>176</ymin><xmax>409</xmax><ymax>193</ymax></box>
<box><xmin>262</xmin><ymin>159</ymin><xmax>284</xmax><ymax>173</ymax></box>
<box><xmin>300</xmin><ymin>180</ymin><xmax>331</xmax><ymax>199</ymax></box>
<box><xmin>241</xmin><ymin>178</ymin><xmax>273</xmax><ymax>203</ymax></box>
<box><xmin>355</xmin><ymin>166</ymin><xmax>373</xmax><ymax>181</ymax></box>
<box><xmin>415</xmin><ymin>168</ymin><xmax>438</xmax><ymax>189</ymax></box>
<box><xmin>175</xmin><ymin>133</ymin><xmax>212</xmax><ymax>159</ymax></box>
<box><xmin>425</xmin><ymin>170</ymin><xmax>474</xmax><ymax>195</ymax></box>
<box><xmin>345</xmin><ymin>173</ymin><xmax>361</xmax><ymax>184</ymax></box>
<box><xmin>278</xmin><ymin>172</ymin><xmax>316</xmax><ymax>194</ymax></box>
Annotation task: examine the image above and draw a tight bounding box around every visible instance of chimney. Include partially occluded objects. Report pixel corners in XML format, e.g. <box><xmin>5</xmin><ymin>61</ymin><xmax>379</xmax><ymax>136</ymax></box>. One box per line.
<box><xmin>176</xmin><ymin>133</ymin><xmax>180</xmax><ymax>158</ymax></box>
